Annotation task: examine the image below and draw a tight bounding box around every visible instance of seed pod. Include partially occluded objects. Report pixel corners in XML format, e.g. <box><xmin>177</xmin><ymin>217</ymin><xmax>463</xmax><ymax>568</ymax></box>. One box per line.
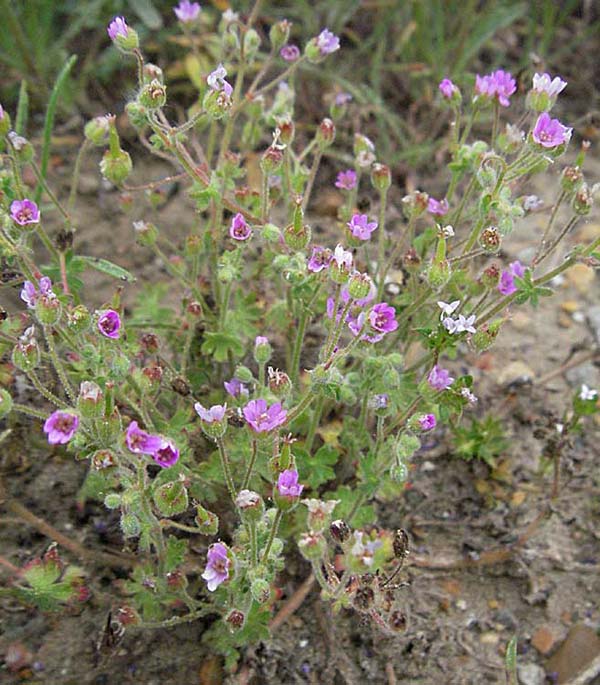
<box><xmin>330</xmin><ymin>519</ymin><xmax>351</xmax><ymax>543</ymax></box>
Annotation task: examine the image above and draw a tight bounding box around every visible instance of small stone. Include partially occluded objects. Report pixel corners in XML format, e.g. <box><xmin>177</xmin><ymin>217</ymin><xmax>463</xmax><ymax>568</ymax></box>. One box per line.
<box><xmin>546</xmin><ymin>624</ymin><xmax>600</xmax><ymax>684</ymax></box>
<box><xmin>496</xmin><ymin>360</ymin><xmax>535</xmax><ymax>386</ymax></box>
<box><xmin>558</xmin><ymin>312</ymin><xmax>572</xmax><ymax>328</ymax></box>
<box><xmin>572</xmin><ymin>311</ymin><xmax>585</xmax><ymax>324</ymax></box>
<box><xmin>511</xmin><ymin>311</ymin><xmax>531</xmax><ymax>330</ymax></box>
<box><xmin>587</xmin><ymin>305</ymin><xmax>600</xmax><ymax>345</ymax></box>
<box><xmin>517</xmin><ymin>662</ymin><xmax>546</xmax><ymax>685</ymax></box>
<box><xmin>531</xmin><ymin>625</ymin><xmax>559</xmax><ymax>655</ymax></box>
<box><xmin>488</xmin><ymin>599</ymin><xmax>499</xmax><ymax>610</ymax></box>
<box><xmin>479</xmin><ymin>631</ymin><xmax>499</xmax><ymax>645</ymax></box>
<box><xmin>565</xmin><ymin>264</ymin><xmax>595</xmax><ymax>295</ymax></box>
<box><xmin>577</xmin><ymin>222</ymin><xmax>600</xmax><ymax>242</ymax></box>
<box><xmin>560</xmin><ymin>300</ymin><xmax>579</xmax><ymax>313</ymax></box>
<box><xmin>495</xmin><ymin>608</ymin><xmax>518</xmax><ymax>631</ymax></box>
<box><xmin>456</xmin><ymin>599</ymin><xmax>467</xmax><ymax>611</ymax></box>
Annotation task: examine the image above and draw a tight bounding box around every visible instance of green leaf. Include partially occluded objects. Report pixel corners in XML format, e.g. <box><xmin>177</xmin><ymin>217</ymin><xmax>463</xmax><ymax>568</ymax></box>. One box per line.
<box><xmin>325</xmin><ymin>485</ymin><xmax>376</xmax><ymax>527</ymax></box>
<box><xmin>77</xmin><ymin>256</ymin><xmax>136</xmax><ymax>283</ymax></box>
<box><xmin>296</xmin><ymin>445</ymin><xmax>339</xmax><ymax>490</ymax></box>
<box><xmin>201</xmin><ymin>331</ymin><xmax>244</xmax><ymax>362</ymax></box>
<box><xmin>129</xmin><ymin>0</ymin><xmax>163</xmax><ymax>29</ymax></box>
<box><xmin>165</xmin><ymin>536</ymin><xmax>188</xmax><ymax>572</ymax></box>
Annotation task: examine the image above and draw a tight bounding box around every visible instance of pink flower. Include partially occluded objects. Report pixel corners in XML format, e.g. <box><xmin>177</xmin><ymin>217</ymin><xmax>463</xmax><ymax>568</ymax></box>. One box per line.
<box><xmin>347</xmin><ymin>214</ymin><xmax>378</xmax><ymax>241</ymax></box>
<box><xmin>107</xmin><ymin>16</ymin><xmax>129</xmax><ymax>41</ymax></box>
<box><xmin>532</xmin><ymin>112</ymin><xmax>572</xmax><ymax>148</ymax></box>
<box><xmin>427</xmin><ymin>197</ymin><xmax>449</xmax><ymax>216</ymax></box>
<box><xmin>475</xmin><ymin>70</ymin><xmax>516</xmax><ymax>107</ymax></box>
<box><xmin>126</xmin><ymin>421</ymin><xmax>163</xmax><ymax>454</ymax></box>
<box><xmin>153</xmin><ymin>439</ymin><xmax>180</xmax><ymax>468</ymax></box>
<box><xmin>280</xmin><ymin>44</ymin><xmax>300</xmax><ymax>62</ymax></box>
<box><xmin>43</xmin><ymin>411</ymin><xmax>79</xmax><ymax>445</ymax></box>
<box><xmin>307</xmin><ymin>246</ymin><xmax>332</xmax><ymax>273</ymax></box>
<box><xmin>438</xmin><ymin>78</ymin><xmax>458</xmax><ymax>99</ymax></box>
<box><xmin>174</xmin><ymin>0</ymin><xmax>201</xmax><ymax>23</ymax></box>
<box><xmin>418</xmin><ymin>414</ymin><xmax>436</xmax><ymax>431</ymax></box>
<box><xmin>277</xmin><ymin>469</ymin><xmax>303</xmax><ymax>498</ymax></box>
<box><xmin>498</xmin><ymin>261</ymin><xmax>525</xmax><ymax>295</ymax></box>
<box><xmin>207</xmin><ymin>64</ymin><xmax>233</xmax><ymax>98</ymax></box>
<box><xmin>20</xmin><ymin>277</ymin><xmax>53</xmax><ymax>309</ymax></box>
<box><xmin>335</xmin><ymin>92</ymin><xmax>352</xmax><ymax>106</ymax></box>
<box><xmin>335</xmin><ymin>169</ymin><xmax>357</xmax><ymax>190</ymax></box>
<box><xmin>243</xmin><ymin>399</ymin><xmax>287</xmax><ymax>433</ymax></box>
<box><xmin>224</xmin><ymin>378</ymin><xmax>248</xmax><ymax>399</ymax></box>
<box><xmin>10</xmin><ymin>199</ymin><xmax>40</xmax><ymax>225</ymax></box>
<box><xmin>368</xmin><ymin>302</ymin><xmax>398</xmax><ymax>336</ymax></box>
<box><xmin>194</xmin><ymin>403</ymin><xmax>227</xmax><ymax>423</ymax></box>
<box><xmin>332</xmin><ymin>244</ymin><xmax>353</xmax><ymax>270</ymax></box>
<box><xmin>97</xmin><ymin>310</ymin><xmax>121</xmax><ymax>339</ymax></box>
<box><xmin>202</xmin><ymin>542</ymin><xmax>230</xmax><ymax>591</ymax></box>
<box><xmin>316</xmin><ymin>29</ymin><xmax>339</xmax><ymax>55</ymax></box>
<box><xmin>229</xmin><ymin>212</ymin><xmax>251</xmax><ymax>240</ymax></box>
<box><xmin>427</xmin><ymin>365</ymin><xmax>454</xmax><ymax>391</ymax></box>
<box><xmin>532</xmin><ymin>73</ymin><xmax>567</xmax><ymax>97</ymax></box>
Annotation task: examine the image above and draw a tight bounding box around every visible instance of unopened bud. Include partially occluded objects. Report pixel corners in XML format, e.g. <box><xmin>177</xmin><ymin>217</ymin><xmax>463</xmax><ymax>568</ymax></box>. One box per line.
<box><xmin>573</xmin><ymin>183</ymin><xmax>593</xmax><ymax>215</ymax></box>
<box><xmin>100</xmin><ymin>148</ymin><xmax>132</xmax><ymax>186</ymax></box>
<box><xmin>402</xmin><ymin>190</ymin><xmax>429</xmax><ymax>219</ymax></box>
<box><xmin>471</xmin><ymin>320</ymin><xmax>502</xmax><ymax>352</ymax></box>
<box><xmin>284</xmin><ymin>223</ymin><xmax>311</xmax><ymax>251</ymax></box>
<box><xmin>243</xmin><ymin>28</ymin><xmax>261</xmax><ymax>59</ymax></box>
<box><xmin>139</xmin><ymin>79</ymin><xmax>166</xmax><ymax>109</ymax></box>
<box><xmin>298</xmin><ymin>531</ymin><xmax>326</xmax><ymax>560</ymax></box>
<box><xmin>133</xmin><ymin>220</ymin><xmax>158</xmax><ymax>246</ymax></box>
<box><xmin>270</xmin><ymin>20</ymin><xmax>291</xmax><ymax>50</ymax></box>
<box><xmin>347</xmin><ymin>271</ymin><xmax>373</xmax><ymax>299</ymax></box>
<box><xmin>316</xmin><ymin>118</ymin><xmax>336</xmax><ymax>148</ymax></box>
<box><xmin>78</xmin><ymin>381</ymin><xmax>103</xmax><ymax>418</ymax></box>
<box><xmin>425</xmin><ymin>259</ymin><xmax>451</xmax><ymax>291</ymax></box>
<box><xmin>120</xmin><ymin>513</ymin><xmax>141</xmax><ymax>538</ymax></box>
<box><xmin>84</xmin><ymin>116</ymin><xmax>111</xmax><ymax>146</ymax></box>
<box><xmin>195</xmin><ymin>505</ymin><xmax>219</xmax><ymax>535</ymax></box>
<box><xmin>125</xmin><ymin>101</ymin><xmax>148</xmax><ymax>129</ymax></box>
<box><xmin>250</xmin><ymin>578</ymin><xmax>271</xmax><ymax>604</ymax></box>
<box><xmin>371</xmin><ymin>163</ymin><xmax>391</xmax><ymax>192</ymax></box>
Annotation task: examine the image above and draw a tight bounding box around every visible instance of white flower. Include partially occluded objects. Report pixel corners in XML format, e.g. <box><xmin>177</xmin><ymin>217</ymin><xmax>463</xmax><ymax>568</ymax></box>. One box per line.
<box><xmin>442</xmin><ymin>316</ymin><xmax>459</xmax><ymax>333</ymax></box>
<box><xmin>532</xmin><ymin>72</ymin><xmax>567</xmax><ymax>97</ymax></box>
<box><xmin>350</xmin><ymin>531</ymin><xmax>382</xmax><ymax>567</ymax></box>
<box><xmin>441</xmin><ymin>225</ymin><xmax>455</xmax><ymax>238</ymax></box>
<box><xmin>455</xmin><ymin>314</ymin><xmax>476</xmax><ymax>334</ymax></box>
<box><xmin>460</xmin><ymin>388</ymin><xmax>478</xmax><ymax>404</ymax></box>
<box><xmin>579</xmin><ymin>384</ymin><xmax>598</xmax><ymax>401</ymax></box>
<box><xmin>437</xmin><ymin>300</ymin><xmax>460</xmax><ymax>320</ymax></box>
<box><xmin>555</xmin><ymin>423</ymin><xmax>564</xmax><ymax>434</ymax></box>
<box><xmin>333</xmin><ymin>244</ymin><xmax>353</xmax><ymax>269</ymax></box>
<box><xmin>523</xmin><ymin>195</ymin><xmax>543</xmax><ymax>211</ymax></box>
<box><xmin>222</xmin><ymin>9</ymin><xmax>238</xmax><ymax>23</ymax></box>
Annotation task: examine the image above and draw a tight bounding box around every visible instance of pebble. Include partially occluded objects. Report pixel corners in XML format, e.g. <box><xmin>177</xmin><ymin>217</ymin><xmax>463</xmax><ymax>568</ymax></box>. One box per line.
<box><xmin>511</xmin><ymin>311</ymin><xmax>531</xmax><ymax>330</ymax></box>
<box><xmin>517</xmin><ymin>662</ymin><xmax>546</xmax><ymax>685</ymax></box>
<box><xmin>494</xmin><ymin>608</ymin><xmax>519</xmax><ymax>631</ymax></box>
<box><xmin>495</xmin><ymin>360</ymin><xmax>535</xmax><ymax>385</ymax></box>
<box><xmin>531</xmin><ymin>625</ymin><xmax>560</xmax><ymax>655</ymax></box>
<box><xmin>546</xmin><ymin>624</ymin><xmax>600</xmax><ymax>684</ymax></box>
<box><xmin>587</xmin><ymin>305</ymin><xmax>600</xmax><ymax>345</ymax></box>
<box><xmin>565</xmin><ymin>264</ymin><xmax>595</xmax><ymax>294</ymax></box>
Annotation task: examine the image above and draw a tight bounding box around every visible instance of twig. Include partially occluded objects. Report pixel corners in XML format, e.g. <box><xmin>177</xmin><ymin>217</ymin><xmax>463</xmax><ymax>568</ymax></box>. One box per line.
<box><xmin>269</xmin><ymin>573</ymin><xmax>315</xmax><ymax>630</ymax></box>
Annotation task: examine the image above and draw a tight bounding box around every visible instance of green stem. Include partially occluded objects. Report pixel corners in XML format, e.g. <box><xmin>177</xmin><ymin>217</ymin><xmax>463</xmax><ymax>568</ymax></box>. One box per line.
<box><xmin>305</xmin><ymin>396</ymin><xmax>324</xmax><ymax>452</ymax></box>
<box><xmin>534</xmin><ymin>189</ymin><xmax>566</xmax><ymax>265</ymax></box>
<box><xmin>217</xmin><ymin>437</ymin><xmax>237</xmax><ymax>502</ymax></box>
<box><xmin>12</xmin><ymin>402</ymin><xmax>47</xmax><ymax>420</ymax></box>
<box><xmin>42</xmin><ymin>327</ymin><xmax>76</xmax><ymax>404</ymax></box>
<box><xmin>261</xmin><ymin>509</ymin><xmax>283</xmax><ymax>563</ymax></box>
<box><xmin>376</xmin><ymin>189</ymin><xmax>389</xmax><ymax>299</ymax></box>
<box><xmin>27</xmin><ymin>371</ymin><xmax>67</xmax><ymax>408</ymax></box>
<box><xmin>68</xmin><ymin>139</ymin><xmax>89</xmax><ymax>212</ymax></box>
<box><xmin>290</xmin><ymin>306</ymin><xmax>310</xmax><ymax>386</ymax></box>
<box><xmin>301</xmin><ymin>149</ymin><xmax>323</xmax><ymax>212</ymax></box>
<box><xmin>241</xmin><ymin>439</ymin><xmax>258</xmax><ymax>490</ymax></box>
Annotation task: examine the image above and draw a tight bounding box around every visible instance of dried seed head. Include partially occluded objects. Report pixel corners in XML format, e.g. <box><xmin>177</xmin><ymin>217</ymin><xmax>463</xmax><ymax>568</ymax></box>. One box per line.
<box><xmin>329</xmin><ymin>519</ymin><xmax>351</xmax><ymax>543</ymax></box>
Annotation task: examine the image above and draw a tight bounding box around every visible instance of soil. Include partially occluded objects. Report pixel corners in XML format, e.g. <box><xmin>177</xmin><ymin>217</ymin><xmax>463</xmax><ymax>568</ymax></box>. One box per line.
<box><xmin>2</xmin><ymin>102</ymin><xmax>600</xmax><ymax>685</ymax></box>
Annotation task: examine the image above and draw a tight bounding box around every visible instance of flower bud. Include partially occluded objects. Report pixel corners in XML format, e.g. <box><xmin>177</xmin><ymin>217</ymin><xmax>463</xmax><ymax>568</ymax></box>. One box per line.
<box><xmin>425</xmin><ymin>259</ymin><xmax>451</xmax><ymax>291</ymax></box>
<box><xmin>253</xmin><ymin>336</ymin><xmax>272</xmax><ymax>364</ymax></box>
<box><xmin>78</xmin><ymin>381</ymin><xmax>104</xmax><ymax>418</ymax></box>
<box><xmin>478</xmin><ymin>226</ymin><xmax>502</xmax><ymax>253</ymax></box>
<box><xmin>261</xmin><ymin>223</ymin><xmax>281</xmax><ymax>242</ymax></box>
<box><xmin>298</xmin><ymin>531</ymin><xmax>326</xmax><ymax>560</ymax></box>
<box><xmin>195</xmin><ymin>505</ymin><xmax>219</xmax><ymax>535</ymax></box>
<box><xmin>347</xmin><ymin>271</ymin><xmax>372</xmax><ymax>299</ymax></box>
<box><xmin>143</xmin><ymin>63</ymin><xmax>163</xmax><ymax>84</ymax></box>
<box><xmin>371</xmin><ymin>163</ymin><xmax>391</xmax><ymax>192</ymax></box>
<box><xmin>108</xmin><ymin>17</ymin><xmax>139</xmax><ymax>52</ymax></box>
<box><xmin>202</xmin><ymin>89</ymin><xmax>232</xmax><ymax>120</ymax></box>
<box><xmin>389</xmin><ymin>461</ymin><xmax>408</xmax><ymax>483</ymax></box>
<box><xmin>84</xmin><ymin>116</ymin><xmax>110</xmax><ymax>146</ymax></box>
<box><xmin>316</xmin><ymin>118</ymin><xmax>336</xmax><ymax>149</ymax></box>
<box><xmin>401</xmin><ymin>190</ymin><xmax>429</xmax><ymax>219</ymax></box>
<box><xmin>260</xmin><ymin>146</ymin><xmax>284</xmax><ymax>174</ymax></box>
<box><xmin>100</xmin><ymin>148</ymin><xmax>132</xmax><ymax>186</ymax></box>
<box><xmin>561</xmin><ymin>166</ymin><xmax>584</xmax><ymax>194</ymax></box>
<box><xmin>139</xmin><ymin>79</ymin><xmax>166</xmax><ymax>110</ymax></box>
<box><xmin>133</xmin><ymin>220</ymin><xmax>158</xmax><ymax>246</ymax></box>
<box><xmin>268</xmin><ymin>367</ymin><xmax>292</xmax><ymax>397</ymax></box>
<box><xmin>0</xmin><ymin>388</ymin><xmax>13</xmax><ymax>418</ymax></box>
<box><xmin>120</xmin><ymin>513</ymin><xmax>141</xmax><ymax>538</ymax></box>
<box><xmin>104</xmin><ymin>493</ymin><xmax>121</xmax><ymax>509</ymax></box>
<box><xmin>12</xmin><ymin>330</ymin><xmax>41</xmax><ymax>371</ymax></box>
<box><xmin>270</xmin><ymin>20</ymin><xmax>291</xmax><ymax>50</ymax></box>
<box><xmin>481</xmin><ymin>263</ymin><xmax>500</xmax><ymax>289</ymax></box>
<box><xmin>277</xmin><ymin>118</ymin><xmax>294</xmax><ymax>145</ymax></box>
<box><xmin>573</xmin><ymin>183</ymin><xmax>593</xmax><ymax>215</ymax></box>
<box><xmin>153</xmin><ymin>480</ymin><xmax>188</xmax><ymax>517</ymax></box>
<box><xmin>329</xmin><ymin>519</ymin><xmax>351</xmax><ymax>543</ymax></box>
<box><xmin>235</xmin><ymin>489</ymin><xmax>264</xmax><ymax>522</ymax></box>
<box><xmin>284</xmin><ymin>223</ymin><xmax>311</xmax><ymax>251</ymax></box>
<box><xmin>225</xmin><ymin>609</ymin><xmax>245</xmax><ymax>632</ymax></box>
<box><xmin>67</xmin><ymin>305</ymin><xmax>91</xmax><ymax>333</ymax></box>
<box><xmin>8</xmin><ymin>131</ymin><xmax>34</xmax><ymax>162</ymax></box>
<box><xmin>471</xmin><ymin>320</ymin><xmax>502</xmax><ymax>352</ymax></box>
<box><xmin>125</xmin><ymin>101</ymin><xmax>148</xmax><ymax>129</ymax></box>
<box><xmin>92</xmin><ymin>449</ymin><xmax>117</xmax><ymax>470</ymax></box>
<box><xmin>35</xmin><ymin>294</ymin><xmax>61</xmax><ymax>325</ymax></box>
<box><xmin>243</xmin><ymin>28</ymin><xmax>261</xmax><ymax>60</ymax></box>
<box><xmin>0</xmin><ymin>105</ymin><xmax>11</xmax><ymax>138</ymax></box>
<box><xmin>250</xmin><ymin>578</ymin><xmax>271</xmax><ymax>604</ymax></box>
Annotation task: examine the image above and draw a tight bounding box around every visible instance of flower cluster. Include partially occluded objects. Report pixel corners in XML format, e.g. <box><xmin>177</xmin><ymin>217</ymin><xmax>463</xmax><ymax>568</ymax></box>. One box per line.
<box><xmin>438</xmin><ymin>301</ymin><xmax>476</xmax><ymax>335</ymax></box>
<box><xmin>475</xmin><ymin>69</ymin><xmax>516</xmax><ymax>107</ymax></box>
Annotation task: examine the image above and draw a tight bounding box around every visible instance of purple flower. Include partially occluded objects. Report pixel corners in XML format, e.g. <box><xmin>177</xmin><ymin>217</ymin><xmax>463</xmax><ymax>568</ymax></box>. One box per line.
<box><xmin>107</xmin><ymin>16</ymin><xmax>129</xmax><ymax>41</ymax></box>
<box><xmin>10</xmin><ymin>199</ymin><xmax>40</xmax><ymax>226</ymax></box>
<box><xmin>347</xmin><ymin>214</ymin><xmax>378</xmax><ymax>241</ymax></box>
<box><xmin>427</xmin><ymin>197</ymin><xmax>449</xmax><ymax>216</ymax></box>
<box><xmin>475</xmin><ymin>70</ymin><xmax>516</xmax><ymax>107</ymax></box>
<box><xmin>224</xmin><ymin>378</ymin><xmax>249</xmax><ymax>399</ymax></box>
<box><xmin>174</xmin><ymin>0</ymin><xmax>201</xmax><ymax>23</ymax></box>
<box><xmin>43</xmin><ymin>411</ymin><xmax>79</xmax><ymax>445</ymax></box>
<box><xmin>20</xmin><ymin>277</ymin><xmax>53</xmax><ymax>309</ymax></box>
<box><xmin>498</xmin><ymin>261</ymin><xmax>525</xmax><ymax>295</ymax></box>
<box><xmin>316</xmin><ymin>29</ymin><xmax>340</xmax><ymax>55</ymax></box>
<box><xmin>418</xmin><ymin>414</ymin><xmax>436</xmax><ymax>432</ymax></box>
<box><xmin>427</xmin><ymin>365</ymin><xmax>454</xmax><ymax>391</ymax></box>
<box><xmin>207</xmin><ymin>64</ymin><xmax>233</xmax><ymax>98</ymax></box>
<box><xmin>371</xmin><ymin>393</ymin><xmax>389</xmax><ymax>410</ymax></box>
<box><xmin>335</xmin><ymin>92</ymin><xmax>352</xmax><ymax>106</ymax></box>
<box><xmin>335</xmin><ymin>169</ymin><xmax>357</xmax><ymax>190</ymax></box>
<box><xmin>461</xmin><ymin>388</ymin><xmax>478</xmax><ymax>404</ymax></box>
<box><xmin>194</xmin><ymin>403</ymin><xmax>227</xmax><ymax>423</ymax></box>
<box><xmin>439</xmin><ymin>78</ymin><xmax>458</xmax><ymax>99</ymax></box>
<box><xmin>368</xmin><ymin>302</ymin><xmax>398</xmax><ymax>336</ymax></box>
<box><xmin>277</xmin><ymin>469</ymin><xmax>304</xmax><ymax>498</ymax></box>
<box><xmin>229</xmin><ymin>212</ymin><xmax>251</xmax><ymax>241</ymax></box>
<box><xmin>243</xmin><ymin>399</ymin><xmax>287</xmax><ymax>433</ymax></box>
<box><xmin>532</xmin><ymin>112</ymin><xmax>572</xmax><ymax>148</ymax></box>
<box><xmin>202</xmin><ymin>542</ymin><xmax>230</xmax><ymax>592</ymax></box>
<box><xmin>307</xmin><ymin>246</ymin><xmax>332</xmax><ymax>273</ymax></box>
<box><xmin>97</xmin><ymin>309</ymin><xmax>121</xmax><ymax>339</ymax></box>
<box><xmin>153</xmin><ymin>439</ymin><xmax>180</xmax><ymax>468</ymax></box>
<box><xmin>532</xmin><ymin>72</ymin><xmax>567</xmax><ymax>97</ymax></box>
<box><xmin>126</xmin><ymin>421</ymin><xmax>163</xmax><ymax>454</ymax></box>
<box><xmin>255</xmin><ymin>336</ymin><xmax>269</xmax><ymax>347</ymax></box>
<box><xmin>0</xmin><ymin>105</ymin><xmax>4</xmax><ymax>120</ymax></box>
<box><xmin>280</xmin><ymin>44</ymin><xmax>300</xmax><ymax>62</ymax></box>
